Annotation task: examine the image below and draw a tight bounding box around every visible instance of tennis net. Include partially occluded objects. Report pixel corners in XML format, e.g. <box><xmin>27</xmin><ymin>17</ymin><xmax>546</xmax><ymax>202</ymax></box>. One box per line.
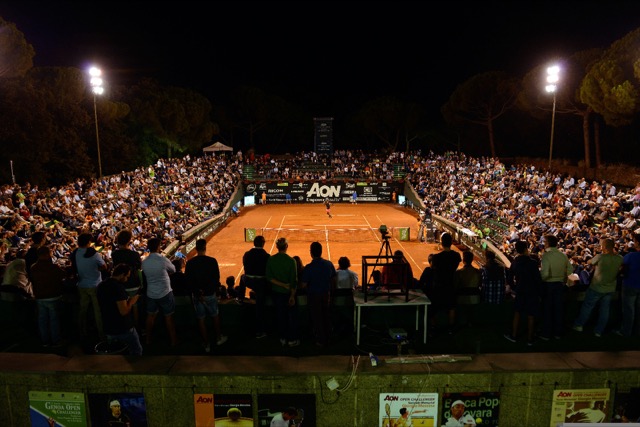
<box><xmin>244</xmin><ymin>226</ymin><xmax>410</xmax><ymax>242</ymax></box>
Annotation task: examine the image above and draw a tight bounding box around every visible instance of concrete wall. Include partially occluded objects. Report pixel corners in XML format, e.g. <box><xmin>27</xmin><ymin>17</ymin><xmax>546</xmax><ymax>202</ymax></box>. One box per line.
<box><xmin>1</xmin><ymin>352</ymin><xmax>639</xmax><ymax>426</ymax></box>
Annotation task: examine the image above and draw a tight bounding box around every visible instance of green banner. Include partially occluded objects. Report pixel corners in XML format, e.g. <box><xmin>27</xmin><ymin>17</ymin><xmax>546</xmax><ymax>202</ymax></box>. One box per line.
<box><xmin>398</xmin><ymin>227</ymin><xmax>410</xmax><ymax>241</ymax></box>
<box><xmin>29</xmin><ymin>390</ymin><xmax>87</xmax><ymax>427</ymax></box>
<box><xmin>245</xmin><ymin>228</ymin><xmax>256</xmax><ymax>242</ymax></box>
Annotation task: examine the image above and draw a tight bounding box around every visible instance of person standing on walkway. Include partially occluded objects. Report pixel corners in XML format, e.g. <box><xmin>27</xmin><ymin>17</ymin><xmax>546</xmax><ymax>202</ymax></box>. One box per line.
<box><xmin>243</xmin><ymin>235</ymin><xmax>271</xmax><ymax>339</ymax></box>
<box><xmin>617</xmin><ymin>232</ymin><xmax>640</xmax><ymax>336</ymax></box>
<box><xmin>572</xmin><ymin>238</ymin><xmax>623</xmax><ymax>337</ymax></box>
<box><xmin>111</xmin><ymin>229</ymin><xmax>143</xmax><ymax>331</ymax></box>
<box><xmin>141</xmin><ymin>237</ymin><xmax>178</xmax><ymax>347</ymax></box>
<box><xmin>302</xmin><ymin>241</ymin><xmax>336</xmax><ymax>347</ymax></box>
<box><xmin>266</xmin><ymin>237</ymin><xmax>299</xmax><ymax>347</ymax></box>
<box><xmin>97</xmin><ymin>263</ymin><xmax>143</xmax><ymax>355</ymax></box>
<box><xmin>30</xmin><ymin>245</ymin><xmax>67</xmax><ymax>347</ymax></box>
<box><xmin>186</xmin><ymin>238</ymin><xmax>227</xmax><ymax>353</ymax></box>
<box><xmin>539</xmin><ymin>234</ymin><xmax>573</xmax><ymax>340</ymax></box>
<box><xmin>480</xmin><ymin>250</ymin><xmax>507</xmax><ymax>305</ymax></box>
<box><xmin>504</xmin><ymin>240</ymin><xmax>542</xmax><ymax>345</ymax></box>
<box><xmin>72</xmin><ymin>232</ymin><xmax>108</xmax><ymax>341</ymax></box>
<box><xmin>430</xmin><ymin>232</ymin><xmax>462</xmax><ymax>334</ymax></box>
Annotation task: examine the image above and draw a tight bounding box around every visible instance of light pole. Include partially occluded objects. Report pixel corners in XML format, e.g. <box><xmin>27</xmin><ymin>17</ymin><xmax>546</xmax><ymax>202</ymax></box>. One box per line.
<box><xmin>89</xmin><ymin>66</ymin><xmax>104</xmax><ymax>178</ymax></box>
<box><xmin>546</xmin><ymin>65</ymin><xmax>560</xmax><ymax>170</ymax></box>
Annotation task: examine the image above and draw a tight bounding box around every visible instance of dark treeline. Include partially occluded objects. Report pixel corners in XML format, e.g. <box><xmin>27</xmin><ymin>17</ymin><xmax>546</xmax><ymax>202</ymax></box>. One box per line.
<box><xmin>1</xmin><ymin>17</ymin><xmax>640</xmax><ymax>187</ymax></box>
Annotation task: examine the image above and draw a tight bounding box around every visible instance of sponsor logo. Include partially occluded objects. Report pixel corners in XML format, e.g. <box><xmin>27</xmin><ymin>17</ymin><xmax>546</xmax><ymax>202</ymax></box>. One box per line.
<box><xmin>246</xmin><ymin>184</ymin><xmax>256</xmax><ymax>193</ymax></box>
<box><xmin>306</xmin><ymin>183</ymin><xmax>341</xmax><ymax>198</ymax></box>
<box><xmin>345</xmin><ymin>182</ymin><xmax>355</xmax><ymax>189</ymax></box>
<box><xmin>277</xmin><ymin>182</ymin><xmax>289</xmax><ymax>187</ymax></box>
<box><xmin>364</xmin><ymin>187</ymin><xmax>373</xmax><ymax>194</ymax></box>
<box><xmin>259</xmin><ymin>183</ymin><xmax>267</xmax><ymax>190</ymax></box>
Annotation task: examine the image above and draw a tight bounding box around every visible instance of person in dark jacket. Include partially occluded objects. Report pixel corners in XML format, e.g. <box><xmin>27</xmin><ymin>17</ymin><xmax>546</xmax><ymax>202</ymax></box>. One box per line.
<box><xmin>504</xmin><ymin>240</ymin><xmax>542</xmax><ymax>345</ymax></box>
<box><xmin>242</xmin><ymin>235</ymin><xmax>270</xmax><ymax>338</ymax></box>
<box><xmin>30</xmin><ymin>245</ymin><xmax>67</xmax><ymax>347</ymax></box>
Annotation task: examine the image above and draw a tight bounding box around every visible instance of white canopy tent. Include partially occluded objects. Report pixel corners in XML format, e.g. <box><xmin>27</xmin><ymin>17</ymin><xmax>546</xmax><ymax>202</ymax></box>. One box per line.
<box><xmin>202</xmin><ymin>141</ymin><xmax>233</xmax><ymax>154</ymax></box>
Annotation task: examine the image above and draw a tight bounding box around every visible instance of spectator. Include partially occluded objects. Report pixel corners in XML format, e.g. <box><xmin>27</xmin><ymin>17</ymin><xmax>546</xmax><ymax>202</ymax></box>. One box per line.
<box><xmin>2</xmin><ymin>249</ymin><xmax>33</xmax><ymax>299</ymax></box>
<box><xmin>617</xmin><ymin>232</ymin><xmax>640</xmax><ymax>336</ymax></box>
<box><xmin>169</xmin><ymin>258</ymin><xmax>191</xmax><ymax>297</ymax></box>
<box><xmin>334</xmin><ymin>256</ymin><xmax>358</xmax><ymax>333</ymax></box>
<box><xmin>266</xmin><ymin>237</ymin><xmax>299</xmax><ymax>347</ymax></box>
<box><xmin>141</xmin><ymin>237</ymin><xmax>178</xmax><ymax>347</ymax></box>
<box><xmin>72</xmin><ymin>232</ymin><xmax>107</xmax><ymax>341</ymax></box>
<box><xmin>539</xmin><ymin>234</ymin><xmax>574</xmax><ymax>340</ymax></box>
<box><xmin>185</xmin><ymin>238</ymin><xmax>227</xmax><ymax>353</ymax></box>
<box><xmin>572</xmin><ymin>238</ymin><xmax>623</xmax><ymax>337</ymax></box>
<box><xmin>97</xmin><ymin>263</ymin><xmax>143</xmax><ymax>355</ymax></box>
<box><xmin>242</xmin><ymin>235</ymin><xmax>270</xmax><ymax>338</ymax></box>
<box><xmin>382</xmin><ymin>250</ymin><xmax>414</xmax><ymax>291</ymax></box>
<box><xmin>24</xmin><ymin>231</ymin><xmax>46</xmax><ymax>280</ymax></box>
<box><xmin>111</xmin><ymin>229</ymin><xmax>143</xmax><ymax>331</ymax></box>
<box><xmin>30</xmin><ymin>245</ymin><xmax>67</xmax><ymax>347</ymax></box>
<box><xmin>480</xmin><ymin>250</ymin><xmax>507</xmax><ymax>305</ymax></box>
<box><xmin>302</xmin><ymin>241</ymin><xmax>337</xmax><ymax>347</ymax></box>
<box><xmin>504</xmin><ymin>240</ymin><xmax>542</xmax><ymax>345</ymax></box>
<box><xmin>430</xmin><ymin>232</ymin><xmax>462</xmax><ymax>334</ymax></box>
<box><xmin>454</xmin><ymin>250</ymin><xmax>481</xmax><ymax>325</ymax></box>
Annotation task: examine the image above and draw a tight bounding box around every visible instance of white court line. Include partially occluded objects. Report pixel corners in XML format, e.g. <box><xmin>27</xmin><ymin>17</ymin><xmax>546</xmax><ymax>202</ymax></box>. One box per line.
<box><xmin>362</xmin><ymin>214</ymin><xmax>382</xmax><ymax>243</ymax></box>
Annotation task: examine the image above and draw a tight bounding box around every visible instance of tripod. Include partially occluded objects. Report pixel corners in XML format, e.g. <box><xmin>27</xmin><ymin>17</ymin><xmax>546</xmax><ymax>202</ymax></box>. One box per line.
<box><xmin>367</xmin><ymin>234</ymin><xmax>394</xmax><ymax>294</ymax></box>
<box><xmin>377</xmin><ymin>234</ymin><xmax>393</xmax><ymax>258</ymax></box>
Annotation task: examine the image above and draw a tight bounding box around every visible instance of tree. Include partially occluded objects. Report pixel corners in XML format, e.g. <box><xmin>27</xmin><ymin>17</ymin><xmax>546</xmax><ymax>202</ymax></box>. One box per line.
<box><xmin>123</xmin><ymin>78</ymin><xmax>215</xmax><ymax>159</ymax></box>
<box><xmin>441</xmin><ymin>71</ymin><xmax>519</xmax><ymax>158</ymax></box>
<box><xmin>0</xmin><ymin>17</ymin><xmax>34</xmax><ymax>79</ymax></box>
<box><xmin>352</xmin><ymin>96</ymin><xmax>427</xmax><ymax>153</ymax></box>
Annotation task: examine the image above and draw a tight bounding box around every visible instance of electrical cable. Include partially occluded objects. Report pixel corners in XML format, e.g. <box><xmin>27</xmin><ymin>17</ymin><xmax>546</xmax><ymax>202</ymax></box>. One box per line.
<box><xmin>337</xmin><ymin>354</ymin><xmax>361</xmax><ymax>393</ymax></box>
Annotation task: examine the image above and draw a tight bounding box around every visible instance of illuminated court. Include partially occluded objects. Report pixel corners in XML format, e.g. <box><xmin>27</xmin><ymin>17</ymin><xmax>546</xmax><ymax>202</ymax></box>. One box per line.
<box><xmin>204</xmin><ymin>203</ymin><xmax>449</xmax><ymax>287</ymax></box>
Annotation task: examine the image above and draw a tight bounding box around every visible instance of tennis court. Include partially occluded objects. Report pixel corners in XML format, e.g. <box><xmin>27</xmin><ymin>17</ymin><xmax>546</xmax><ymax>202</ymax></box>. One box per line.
<box><xmin>204</xmin><ymin>203</ymin><xmax>443</xmax><ymax>287</ymax></box>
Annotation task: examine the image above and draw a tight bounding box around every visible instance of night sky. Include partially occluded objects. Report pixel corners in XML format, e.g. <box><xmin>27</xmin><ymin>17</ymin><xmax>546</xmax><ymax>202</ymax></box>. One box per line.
<box><xmin>2</xmin><ymin>1</ymin><xmax>640</xmax><ymax>125</ymax></box>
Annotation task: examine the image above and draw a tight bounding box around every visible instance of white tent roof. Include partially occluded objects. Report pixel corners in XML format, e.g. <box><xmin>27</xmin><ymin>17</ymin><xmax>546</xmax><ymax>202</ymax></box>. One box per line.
<box><xmin>203</xmin><ymin>141</ymin><xmax>233</xmax><ymax>152</ymax></box>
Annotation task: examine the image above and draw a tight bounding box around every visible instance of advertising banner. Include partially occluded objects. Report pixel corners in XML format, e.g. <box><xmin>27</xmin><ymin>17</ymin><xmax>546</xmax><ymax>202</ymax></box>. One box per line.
<box><xmin>243</xmin><ymin>180</ymin><xmax>403</xmax><ymax>204</ymax></box>
<box><xmin>441</xmin><ymin>391</ymin><xmax>500</xmax><ymax>426</ymax></box>
<box><xmin>29</xmin><ymin>391</ymin><xmax>86</xmax><ymax>427</ymax></box>
<box><xmin>379</xmin><ymin>392</ymin><xmax>439</xmax><ymax>427</ymax></box>
<box><xmin>88</xmin><ymin>392</ymin><xmax>147</xmax><ymax>427</ymax></box>
<box><xmin>194</xmin><ymin>393</ymin><xmax>254</xmax><ymax>427</ymax></box>
<box><xmin>257</xmin><ymin>393</ymin><xmax>315</xmax><ymax>427</ymax></box>
<box><xmin>550</xmin><ymin>388</ymin><xmax>610</xmax><ymax>426</ymax></box>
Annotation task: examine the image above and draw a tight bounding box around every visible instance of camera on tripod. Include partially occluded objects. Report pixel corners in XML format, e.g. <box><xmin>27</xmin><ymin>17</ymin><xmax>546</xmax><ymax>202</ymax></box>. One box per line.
<box><xmin>379</xmin><ymin>224</ymin><xmax>389</xmax><ymax>239</ymax></box>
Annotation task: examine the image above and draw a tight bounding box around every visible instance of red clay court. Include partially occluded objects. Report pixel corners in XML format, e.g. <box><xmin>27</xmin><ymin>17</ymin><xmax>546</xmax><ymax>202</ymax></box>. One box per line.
<box><xmin>204</xmin><ymin>203</ymin><xmax>447</xmax><ymax>286</ymax></box>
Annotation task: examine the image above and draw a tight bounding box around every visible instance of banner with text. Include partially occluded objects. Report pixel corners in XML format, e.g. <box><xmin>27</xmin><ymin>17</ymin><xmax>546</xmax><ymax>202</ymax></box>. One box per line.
<box><xmin>244</xmin><ymin>180</ymin><xmax>404</xmax><ymax>204</ymax></box>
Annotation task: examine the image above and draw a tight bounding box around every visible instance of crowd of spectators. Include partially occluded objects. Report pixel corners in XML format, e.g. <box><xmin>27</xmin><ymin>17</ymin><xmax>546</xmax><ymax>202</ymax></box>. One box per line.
<box><xmin>407</xmin><ymin>151</ymin><xmax>640</xmax><ymax>277</ymax></box>
<box><xmin>2</xmin><ymin>148</ymin><xmax>638</xmax><ymax>290</ymax></box>
<box><xmin>0</xmin><ymin>154</ymin><xmax>241</xmax><ymax>274</ymax></box>
<box><xmin>0</xmin><ymin>146</ymin><xmax>638</xmax><ymax>353</ymax></box>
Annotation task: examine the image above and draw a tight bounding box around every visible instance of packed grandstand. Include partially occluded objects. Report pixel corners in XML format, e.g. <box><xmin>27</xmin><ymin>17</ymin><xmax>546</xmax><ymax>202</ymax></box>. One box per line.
<box><xmin>0</xmin><ymin>149</ymin><xmax>637</xmax><ymax>283</ymax></box>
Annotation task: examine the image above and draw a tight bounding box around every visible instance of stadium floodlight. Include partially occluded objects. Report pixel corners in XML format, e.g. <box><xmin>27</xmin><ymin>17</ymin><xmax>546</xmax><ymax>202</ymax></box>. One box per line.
<box><xmin>89</xmin><ymin>66</ymin><xmax>104</xmax><ymax>178</ymax></box>
<box><xmin>546</xmin><ymin>64</ymin><xmax>560</xmax><ymax>170</ymax></box>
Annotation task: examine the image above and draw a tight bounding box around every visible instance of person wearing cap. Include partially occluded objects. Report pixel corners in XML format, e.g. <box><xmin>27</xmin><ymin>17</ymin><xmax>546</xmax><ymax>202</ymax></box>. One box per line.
<box><xmin>445</xmin><ymin>400</ymin><xmax>476</xmax><ymax>426</ymax></box>
<box><xmin>107</xmin><ymin>399</ymin><xmax>132</xmax><ymax>426</ymax></box>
